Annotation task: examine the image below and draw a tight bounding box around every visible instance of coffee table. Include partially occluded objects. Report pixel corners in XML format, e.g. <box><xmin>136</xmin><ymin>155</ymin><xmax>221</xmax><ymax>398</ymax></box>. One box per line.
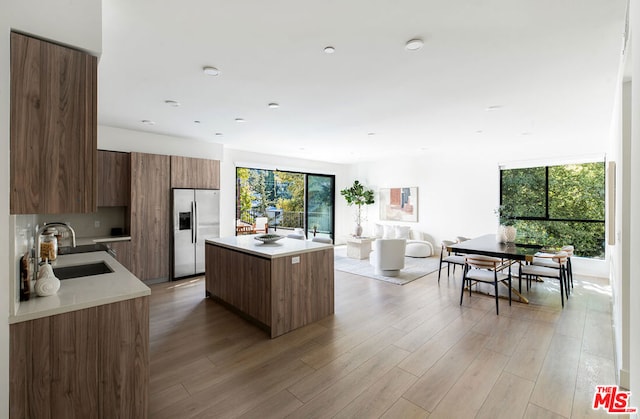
<box><xmin>346</xmin><ymin>237</ymin><xmax>375</xmax><ymax>259</ymax></box>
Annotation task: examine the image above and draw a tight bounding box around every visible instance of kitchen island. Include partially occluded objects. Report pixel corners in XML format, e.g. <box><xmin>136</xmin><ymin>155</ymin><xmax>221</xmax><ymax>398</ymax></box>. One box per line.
<box><xmin>205</xmin><ymin>236</ymin><xmax>334</xmax><ymax>338</ymax></box>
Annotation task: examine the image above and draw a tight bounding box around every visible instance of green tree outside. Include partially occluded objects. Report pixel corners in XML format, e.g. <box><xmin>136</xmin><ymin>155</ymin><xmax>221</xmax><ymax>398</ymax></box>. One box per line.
<box><xmin>501</xmin><ymin>162</ymin><xmax>605</xmax><ymax>258</ymax></box>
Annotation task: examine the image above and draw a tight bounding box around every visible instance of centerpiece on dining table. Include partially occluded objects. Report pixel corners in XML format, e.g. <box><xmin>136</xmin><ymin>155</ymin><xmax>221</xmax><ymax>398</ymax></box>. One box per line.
<box><xmin>495</xmin><ymin>203</ymin><xmax>517</xmax><ymax>243</ymax></box>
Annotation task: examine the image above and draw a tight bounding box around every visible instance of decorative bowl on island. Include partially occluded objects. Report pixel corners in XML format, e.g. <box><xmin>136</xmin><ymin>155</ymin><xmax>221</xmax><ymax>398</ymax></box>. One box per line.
<box><xmin>254</xmin><ymin>234</ymin><xmax>284</xmax><ymax>244</ymax></box>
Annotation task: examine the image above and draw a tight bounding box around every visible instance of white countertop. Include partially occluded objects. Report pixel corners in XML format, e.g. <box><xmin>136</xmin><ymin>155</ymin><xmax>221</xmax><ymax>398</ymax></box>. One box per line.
<box><xmin>76</xmin><ymin>235</ymin><xmax>132</xmax><ymax>246</ymax></box>
<box><xmin>10</xmin><ymin>251</ymin><xmax>150</xmax><ymax>324</ymax></box>
<box><xmin>206</xmin><ymin>235</ymin><xmax>333</xmax><ymax>258</ymax></box>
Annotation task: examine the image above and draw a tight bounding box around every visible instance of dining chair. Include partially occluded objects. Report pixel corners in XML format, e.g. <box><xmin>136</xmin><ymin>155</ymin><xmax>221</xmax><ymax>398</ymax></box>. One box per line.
<box><xmin>456</xmin><ymin>236</ymin><xmax>471</xmax><ymax>243</ymax></box>
<box><xmin>287</xmin><ymin>233</ymin><xmax>305</xmax><ymax>240</ymax></box>
<box><xmin>461</xmin><ymin>255</ymin><xmax>511</xmax><ymax>315</ymax></box>
<box><xmin>520</xmin><ymin>251</ymin><xmax>569</xmax><ymax>308</ymax></box>
<box><xmin>531</xmin><ymin>245</ymin><xmax>574</xmax><ymax>295</ymax></box>
<box><xmin>311</xmin><ymin>237</ymin><xmax>333</xmax><ymax>244</ymax></box>
<box><xmin>438</xmin><ymin>240</ymin><xmax>465</xmax><ymax>283</ymax></box>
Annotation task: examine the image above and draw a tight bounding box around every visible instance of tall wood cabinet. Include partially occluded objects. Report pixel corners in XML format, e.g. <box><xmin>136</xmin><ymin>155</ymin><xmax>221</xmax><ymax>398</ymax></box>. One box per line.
<box><xmin>97</xmin><ymin>150</ymin><xmax>130</xmax><ymax>207</ymax></box>
<box><xmin>10</xmin><ymin>32</ymin><xmax>97</xmax><ymax>214</ymax></box>
<box><xmin>130</xmin><ymin>152</ymin><xmax>170</xmax><ymax>281</ymax></box>
<box><xmin>170</xmin><ymin>155</ymin><xmax>220</xmax><ymax>189</ymax></box>
<box><xmin>10</xmin><ymin>297</ymin><xmax>149</xmax><ymax>418</ymax></box>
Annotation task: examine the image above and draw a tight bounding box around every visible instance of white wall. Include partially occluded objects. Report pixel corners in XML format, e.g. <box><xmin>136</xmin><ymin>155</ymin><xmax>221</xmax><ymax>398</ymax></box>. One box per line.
<box><xmin>2</xmin><ymin>1</ymin><xmax>102</xmax><ymax>417</ymax></box>
<box><xmin>352</xmin><ymin>147</ymin><xmax>609</xmax><ymax>277</ymax></box>
<box><xmin>98</xmin><ymin>125</ymin><xmax>224</xmax><ymax>159</ymax></box>
<box><xmin>630</xmin><ymin>0</ymin><xmax>640</xmax><ymax>404</ymax></box>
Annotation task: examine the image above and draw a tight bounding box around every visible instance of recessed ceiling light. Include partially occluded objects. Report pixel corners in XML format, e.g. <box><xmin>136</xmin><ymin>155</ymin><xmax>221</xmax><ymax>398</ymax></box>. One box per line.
<box><xmin>521</xmin><ymin>131</ymin><xmax>531</xmax><ymax>136</ymax></box>
<box><xmin>405</xmin><ymin>38</ymin><xmax>424</xmax><ymax>51</ymax></box>
<box><xmin>235</xmin><ymin>118</ymin><xmax>245</xmax><ymax>123</ymax></box>
<box><xmin>367</xmin><ymin>132</ymin><xmax>376</xmax><ymax>136</ymax></box>
<box><xmin>194</xmin><ymin>120</ymin><xmax>201</xmax><ymax>124</ymax></box>
<box><xmin>203</xmin><ymin>66</ymin><xmax>220</xmax><ymax>76</ymax></box>
<box><xmin>141</xmin><ymin>119</ymin><xmax>155</xmax><ymax>125</ymax></box>
<box><xmin>324</xmin><ymin>46</ymin><xmax>335</xmax><ymax>54</ymax></box>
<box><xmin>215</xmin><ymin>132</ymin><xmax>223</xmax><ymax>136</ymax></box>
<box><xmin>268</xmin><ymin>102</ymin><xmax>280</xmax><ymax>109</ymax></box>
<box><xmin>485</xmin><ymin>105</ymin><xmax>502</xmax><ymax>111</ymax></box>
<box><xmin>476</xmin><ymin>130</ymin><xmax>484</xmax><ymax>134</ymax></box>
<box><xmin>165</xmin><ymin>100</ymin><xmax>180</xmax><ymax>107</ymax></box>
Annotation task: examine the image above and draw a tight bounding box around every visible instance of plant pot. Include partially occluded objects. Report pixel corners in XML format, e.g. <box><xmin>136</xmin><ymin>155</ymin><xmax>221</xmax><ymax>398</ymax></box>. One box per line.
<box><xmin>354</xmin><ymin>224</ymin><xmax>363</xmax><ymax>237</ymax></box>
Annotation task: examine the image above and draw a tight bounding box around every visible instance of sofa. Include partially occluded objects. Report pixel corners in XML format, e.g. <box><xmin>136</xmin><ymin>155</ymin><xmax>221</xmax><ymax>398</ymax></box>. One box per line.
<box><xmin>370</xmin><ymin>223</ymin><xmax>434</xmax><ymax>258</ymax></box>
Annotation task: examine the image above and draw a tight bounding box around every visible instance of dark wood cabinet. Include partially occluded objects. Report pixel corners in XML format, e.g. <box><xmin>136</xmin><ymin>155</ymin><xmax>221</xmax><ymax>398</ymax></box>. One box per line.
<box><xmin>130</xmin><ymin>152</ymin><xmax>170</xmax><ymax>281</ymax></box>
<box><xmin>170</xmin><ymin>155</ymin><xmax>220</xmax><ymax>189</ymax></box>
<box><xmin>108</xmin><ymin>241</ymin><xmax>132</xmax><ymax>271</ymax></box>
<box><xmin>9</xmin><ymin>297</ymin><xmax>149</xmax><ymax>419</ymax></box>
<box><xmin>97</xmin><ymin>150</ymin><xmax>130</xmax><ymax>207</ymax></box>
<box><xmin>10</xmin><ymin>32</ymin><xmax>97</xmax><ymax>214</ymax></box>
<box><xmin>206</xmin><ymin>242</ymin><xmax>334</xmax><ymax>338</ymax></box>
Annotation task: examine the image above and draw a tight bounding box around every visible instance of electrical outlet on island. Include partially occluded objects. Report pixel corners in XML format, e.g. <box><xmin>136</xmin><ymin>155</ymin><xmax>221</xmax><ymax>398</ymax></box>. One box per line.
<box><xmin>94</xmin><ymin>220</ymin><xmax>101</xmax><ymax>228</ymax></box>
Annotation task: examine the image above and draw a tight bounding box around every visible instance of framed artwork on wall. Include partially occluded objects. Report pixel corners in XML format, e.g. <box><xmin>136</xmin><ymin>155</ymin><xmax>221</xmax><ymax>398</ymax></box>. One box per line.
<box><xmin>379</xmin><ymin>187</ymin><xmax>418</xmax><ymax>222</ymax></box>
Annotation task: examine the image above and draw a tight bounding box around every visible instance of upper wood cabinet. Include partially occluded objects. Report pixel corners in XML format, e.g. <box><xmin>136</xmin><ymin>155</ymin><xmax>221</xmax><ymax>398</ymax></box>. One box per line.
<box><xmin>170</xmin><ymin>156</ymin><xmax>220</xmax><ymax>189</ymax></box>
<box><xmin>97</xmin><ymin>150</ymin><xmax>130</xmax><ymax>207</ymax></box>
<box><xmin>10</xmin><ymin>32</ymin><xmax>97</xmax><ymax>214</ymax></box>
<box><xmin>130</xmin><ymin>152</ymin><xmax>170</xmax><ymax>281</ymax></box>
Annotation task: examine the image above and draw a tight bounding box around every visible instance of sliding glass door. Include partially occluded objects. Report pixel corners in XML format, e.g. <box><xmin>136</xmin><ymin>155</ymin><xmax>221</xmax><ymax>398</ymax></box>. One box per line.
<box><xmin>306</xmin><ymin>174</ymin><xmax>335</xmax><ymax>241</ymax></box>
<box><xmin>236</xmin><ymin>167</ymin><xmax>335</xmax><ymax>240</ymax></box>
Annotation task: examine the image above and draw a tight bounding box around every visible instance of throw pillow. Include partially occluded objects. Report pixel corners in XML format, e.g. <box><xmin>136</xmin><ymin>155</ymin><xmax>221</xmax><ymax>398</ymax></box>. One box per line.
<box><xmin>383</xmin><ymin>225</ymin><xmax>395</xmax><ymax>239</ymax></box>
<box><xmin>395</xmin><ymin>225</ymin><xmax>411</xmax><ymax>239</ymax></box>
<box><xmin>372</xmin><ymin>223</ymin><xmax>384</xmax><ymax>238</ymax></box>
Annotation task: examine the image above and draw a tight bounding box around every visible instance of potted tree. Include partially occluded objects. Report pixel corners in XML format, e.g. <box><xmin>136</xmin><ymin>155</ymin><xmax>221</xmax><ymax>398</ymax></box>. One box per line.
<box><xmin>340</xmin><ymin>180</ymin><xmax>375</xmax><ymax>237</ymax></box>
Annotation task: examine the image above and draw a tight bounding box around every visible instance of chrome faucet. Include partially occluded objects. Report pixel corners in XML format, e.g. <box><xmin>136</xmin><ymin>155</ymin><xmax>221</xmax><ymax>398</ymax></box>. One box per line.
<box><xmin>33</xmin><ymin>222</ymin><xmax>76</xmax><ymax>282</ymax></box>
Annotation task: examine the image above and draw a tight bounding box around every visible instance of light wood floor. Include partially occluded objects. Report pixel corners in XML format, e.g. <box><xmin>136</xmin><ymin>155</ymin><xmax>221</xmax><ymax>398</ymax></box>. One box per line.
<box><xmin>148</xmin><ymin>264</ymin><xmax>616</xmax><ymax>418</ymax></box>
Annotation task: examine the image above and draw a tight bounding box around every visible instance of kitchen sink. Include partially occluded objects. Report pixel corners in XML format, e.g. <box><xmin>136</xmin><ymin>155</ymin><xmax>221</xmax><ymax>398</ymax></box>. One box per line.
<box><xmin>53</xmin><ymin>261</ymin><xmax>114</xmax><ymax>280</ymax></box>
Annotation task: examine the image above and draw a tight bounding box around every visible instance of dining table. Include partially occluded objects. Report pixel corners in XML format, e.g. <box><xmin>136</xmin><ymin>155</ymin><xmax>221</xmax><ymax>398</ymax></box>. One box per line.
<box><xmin>448</xmin><ymin>234</ymin><xmax>544</xmax><ymax>303</ymax></box>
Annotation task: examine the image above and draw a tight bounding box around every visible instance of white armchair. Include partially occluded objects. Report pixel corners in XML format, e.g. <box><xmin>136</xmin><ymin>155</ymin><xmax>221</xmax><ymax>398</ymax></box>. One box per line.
<box><xmin>369</xmin><ymin>239</ymin><xmax>406</xmax><ymax>277</ymax></box>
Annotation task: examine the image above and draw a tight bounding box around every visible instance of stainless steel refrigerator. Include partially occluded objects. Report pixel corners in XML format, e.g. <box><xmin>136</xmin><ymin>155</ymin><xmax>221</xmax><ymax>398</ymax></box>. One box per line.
<box><xmin>172</xmin><ymin>188</ymin><xmax>220</xmax><ymax>279</ymax></box>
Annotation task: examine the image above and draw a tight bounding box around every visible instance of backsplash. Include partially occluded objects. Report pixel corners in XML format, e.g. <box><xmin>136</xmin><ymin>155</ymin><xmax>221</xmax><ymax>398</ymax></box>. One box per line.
<box><xmin>38</xmin><ymin>206</ymin><xmax>128</xmax><ymax>239</ymax></box>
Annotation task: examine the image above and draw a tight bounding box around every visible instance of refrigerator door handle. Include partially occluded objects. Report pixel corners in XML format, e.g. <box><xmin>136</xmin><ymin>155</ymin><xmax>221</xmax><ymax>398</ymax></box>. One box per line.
<box><xmin>191</xmin><ymin>201</ymin><xmax>196</xmax><ymax>244</ymax></box>
<box><xmin>194</xmin><ymin>200</ymin><xmax>198</xmax><ymax>243</ymax></box>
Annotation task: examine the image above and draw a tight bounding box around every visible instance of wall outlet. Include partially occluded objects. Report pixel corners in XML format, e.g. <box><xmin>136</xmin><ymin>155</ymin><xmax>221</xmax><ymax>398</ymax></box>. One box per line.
<box><xmin>291</xmin><ymin>256</ymin><xmax>300</xmax><ymax>264</ymax></box>
<box><xmin>94</xmin><ymin>220</ymin><xmax>101</xmax><ymax>228</ymax></box>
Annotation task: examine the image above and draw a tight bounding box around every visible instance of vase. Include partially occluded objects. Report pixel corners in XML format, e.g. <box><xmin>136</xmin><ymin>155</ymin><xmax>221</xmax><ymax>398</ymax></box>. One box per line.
<box><xmin>496</xmin><ymin>225</ymin><xmax>507</xmax><ymax>243</ymax></box>
<box><xmin>504</xmin><ymin>226</ymin><xmax>517</xmax><ymax>243</ymax></box>
<box><xmin>35</xmin><ymin>263</ymin><xmax>60</xmax><ymax>297</ymax></box>
<box><xmin>354</xmin><ymin>224</ymin><xmax>363</xmax><ymax>237</ymax></box>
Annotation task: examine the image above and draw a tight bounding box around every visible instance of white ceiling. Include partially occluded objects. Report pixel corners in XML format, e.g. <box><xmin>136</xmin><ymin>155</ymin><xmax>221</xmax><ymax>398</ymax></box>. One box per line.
<box><xmin>98</xmin><ymin>0</ymin><xmax>628</xmax><ymax>164</ymax></box>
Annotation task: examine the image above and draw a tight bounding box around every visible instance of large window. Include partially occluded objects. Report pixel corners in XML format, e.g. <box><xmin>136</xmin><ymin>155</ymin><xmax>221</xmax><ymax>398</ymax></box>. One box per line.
<box><xmin>236</xmin><ymin>167</ymin><xmax>335</xmax><ymax>240</ymax></box>
<box><xmin>500</xmin><ymin>162</ymin><xmax>605</xmax><ymax>258</ymax></box>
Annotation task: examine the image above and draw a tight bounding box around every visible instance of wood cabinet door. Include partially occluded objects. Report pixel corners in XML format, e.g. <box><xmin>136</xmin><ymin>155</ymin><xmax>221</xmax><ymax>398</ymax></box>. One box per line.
<box><xmin>97</xmin><ymin>150</ymin><xmax>130</xmax><ymax>207</ymax></box>
<box><xmin>170</xmin><ymin>155</ymin><xmax>220</xmax><ymax>189</ymax></box>
<box><xmin>130</xmin><ymin>152</ymin><xmax>170</xmax><ymax>281</ymax></box>
<box><xmin>9</xmin><ymin>298</ymin><xmax>149</xmax><ymax>419</ymax></box>
<box><xmin>108</xmin><ymin>241</ymin><xmax>132</xmax><ymax>272</ymax></box>
<box><xmin>10</xmin><ymin>32</ymin><xmax>97</xmax><ymax>214</ymax></box>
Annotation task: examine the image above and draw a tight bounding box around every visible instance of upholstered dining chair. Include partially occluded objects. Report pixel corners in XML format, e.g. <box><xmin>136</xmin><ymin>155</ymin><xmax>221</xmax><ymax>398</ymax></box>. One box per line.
<box><xmin>311</xmin><ymin>237</ymin><xmax>333</xmax><ymax>244</ymax></box>
<box><xmin>287</xmin><ymin>233</ymin><xmax>305</xmax><ymax>240</ymax></box>
<box><xmin>438</xmin><ymin>240</ymin><xmax>465</xmax><ymax>283</ymax></box>
<box><xmin>531</xmin><ymin>245</ymin><xmax>574</xmax><ymax>295</ymax></box>
<box><xmin>456</xmin><ymin>236</ymin><xmax>471</xmax><ymax>243</ymax></box>
<box><xmin>520</xmin><ymin>251</ymin><xmax>569</xmax><ymax>308</ymax></box>
<box><xmin>461</xmin><ymin>255</ymin><xmax>512</xmax><ymax>315</ymax></box>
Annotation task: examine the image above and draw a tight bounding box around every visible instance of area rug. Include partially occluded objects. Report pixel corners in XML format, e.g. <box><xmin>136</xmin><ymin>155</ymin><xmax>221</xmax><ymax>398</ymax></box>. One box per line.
<box><xmin>334</xmin><ymin>246</ymin><xmax>441</xmax><ymax>285</ymax></box>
